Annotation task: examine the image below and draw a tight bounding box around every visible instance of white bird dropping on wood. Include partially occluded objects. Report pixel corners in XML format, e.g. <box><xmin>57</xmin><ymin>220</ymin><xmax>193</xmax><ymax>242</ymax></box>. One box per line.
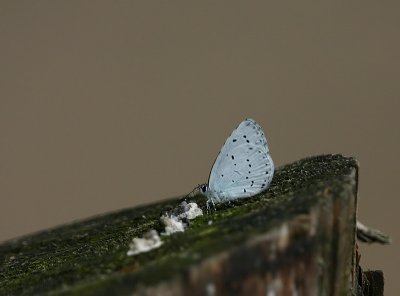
<box><xmin>200</xmin><ymin>118</ymin><xmax>274</xmax><ymax>205</ymax></box>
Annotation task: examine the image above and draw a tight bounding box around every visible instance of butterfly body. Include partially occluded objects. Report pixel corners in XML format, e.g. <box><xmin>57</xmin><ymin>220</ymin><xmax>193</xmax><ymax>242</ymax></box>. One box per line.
<box><xmin>202</xmin><ymin>119</ymin><xmax>274</xmax><ymax>205</ymax></box>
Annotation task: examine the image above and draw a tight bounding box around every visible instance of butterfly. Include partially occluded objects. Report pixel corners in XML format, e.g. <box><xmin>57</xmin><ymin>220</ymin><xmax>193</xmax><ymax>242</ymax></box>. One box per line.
<box><xmin>199</xmin><ymin>119</ymin><xmax>274</xmax><ymax>209</ymax></box>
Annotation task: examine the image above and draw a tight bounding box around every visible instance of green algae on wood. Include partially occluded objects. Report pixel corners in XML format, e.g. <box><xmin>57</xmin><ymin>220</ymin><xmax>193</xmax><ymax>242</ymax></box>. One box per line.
<box><xmin>0</xmin><ymin>155</ymin><xmax>360</xmax><ymax>295</ymax></box>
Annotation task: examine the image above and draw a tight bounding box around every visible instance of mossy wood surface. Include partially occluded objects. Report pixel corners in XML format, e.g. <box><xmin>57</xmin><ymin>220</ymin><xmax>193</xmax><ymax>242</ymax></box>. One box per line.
<box><xmin>0</xmin><ymin>155</ymin><xmax>360</xmax><ymax>295</ymax></box>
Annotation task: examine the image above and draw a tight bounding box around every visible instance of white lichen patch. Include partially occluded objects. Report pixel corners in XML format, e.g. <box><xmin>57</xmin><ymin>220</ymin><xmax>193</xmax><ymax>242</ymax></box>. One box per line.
<box><xmin>160</xmin><ymin>201</ymin><xmax>203</xmax><ymax>236</ymax></box>
<box><xmin>160</xmin><ymin>215</ymin><xmax>185</xmax><ymax>235</ymax></box>
<box><xmin>127</xmin><ymin>230</ymin><xmax>163</xmax><ymax>256</ymax></box>
<box><xmin>180</xmin><ymin>202</ymin><xmax>203</xmax><ymax>220</ymax></box>
<box><xmin>172</xmin><ymin>201</ymin><xmax>203</xmax><ymax>220</ymax></box>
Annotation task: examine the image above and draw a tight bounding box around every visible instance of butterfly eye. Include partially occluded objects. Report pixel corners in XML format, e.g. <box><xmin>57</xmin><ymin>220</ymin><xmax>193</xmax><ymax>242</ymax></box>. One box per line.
<box><xmin>201</xmin><ymin>185</ymin><xmax>207</xmax><ymax>193</ymax></box>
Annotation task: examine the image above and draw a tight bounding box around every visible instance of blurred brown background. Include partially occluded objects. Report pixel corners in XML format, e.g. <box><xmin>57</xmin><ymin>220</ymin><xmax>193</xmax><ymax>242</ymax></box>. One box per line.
<box><xmin>1</xmin><ymin>1</ymin><xmax>398</xmax><ymax>294</ymax></box>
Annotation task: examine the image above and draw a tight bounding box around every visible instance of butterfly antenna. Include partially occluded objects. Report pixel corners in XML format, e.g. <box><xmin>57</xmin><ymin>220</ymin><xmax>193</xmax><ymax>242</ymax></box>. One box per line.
<box><xmin>180</xmin><ymin>183</ymin><xmax>205</xmax><ymax>202</ymax></box>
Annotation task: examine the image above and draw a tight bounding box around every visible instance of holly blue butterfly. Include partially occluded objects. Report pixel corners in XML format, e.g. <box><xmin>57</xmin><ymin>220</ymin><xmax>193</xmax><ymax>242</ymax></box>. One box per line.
<box><xmin>200</xmin><ymin>118</ymin><xmax>274</xmax><ymax>208</ymax></box>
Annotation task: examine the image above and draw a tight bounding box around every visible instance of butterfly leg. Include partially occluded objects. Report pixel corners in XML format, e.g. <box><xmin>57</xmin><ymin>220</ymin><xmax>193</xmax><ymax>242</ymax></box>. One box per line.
<box><xmin>206</xmin><ymin>199</ymin><xmax>216</xmax><ymax>213</ymax></box>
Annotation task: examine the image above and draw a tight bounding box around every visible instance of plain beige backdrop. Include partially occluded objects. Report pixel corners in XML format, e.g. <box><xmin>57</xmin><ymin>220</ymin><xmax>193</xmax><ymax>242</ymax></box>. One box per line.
<box><xmin>1</xmin><ymin>1</ymin><xmax>399</xmax><ymax>294</ymax></box>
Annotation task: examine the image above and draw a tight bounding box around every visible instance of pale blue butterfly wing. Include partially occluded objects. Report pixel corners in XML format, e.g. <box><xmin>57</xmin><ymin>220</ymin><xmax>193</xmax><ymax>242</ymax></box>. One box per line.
<box><xmin>206</xmin><ymin>119</ymin><xmax>274</xmax><ymax>203</ymax></box>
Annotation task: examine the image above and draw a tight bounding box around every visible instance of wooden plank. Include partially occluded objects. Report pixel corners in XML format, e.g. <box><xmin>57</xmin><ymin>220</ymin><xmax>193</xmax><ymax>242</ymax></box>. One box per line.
<box><xmin>0</xmin><ymin>155</ymin><xmax>369</xmax><ymax>295</ymax></box>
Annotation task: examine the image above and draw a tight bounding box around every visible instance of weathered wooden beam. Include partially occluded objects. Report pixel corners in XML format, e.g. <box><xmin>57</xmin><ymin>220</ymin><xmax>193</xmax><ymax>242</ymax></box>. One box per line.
<box><xmin>0</xmin><ymin>155</ymin><xmax>383</xmax><ymax>295</ymax></box>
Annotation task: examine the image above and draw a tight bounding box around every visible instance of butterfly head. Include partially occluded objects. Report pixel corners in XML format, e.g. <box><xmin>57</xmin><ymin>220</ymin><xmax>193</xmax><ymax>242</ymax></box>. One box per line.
<box><xmin>200</xmin><ymin>184</ymin><xmax>208</xmax><ymax>194</ymax></box>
